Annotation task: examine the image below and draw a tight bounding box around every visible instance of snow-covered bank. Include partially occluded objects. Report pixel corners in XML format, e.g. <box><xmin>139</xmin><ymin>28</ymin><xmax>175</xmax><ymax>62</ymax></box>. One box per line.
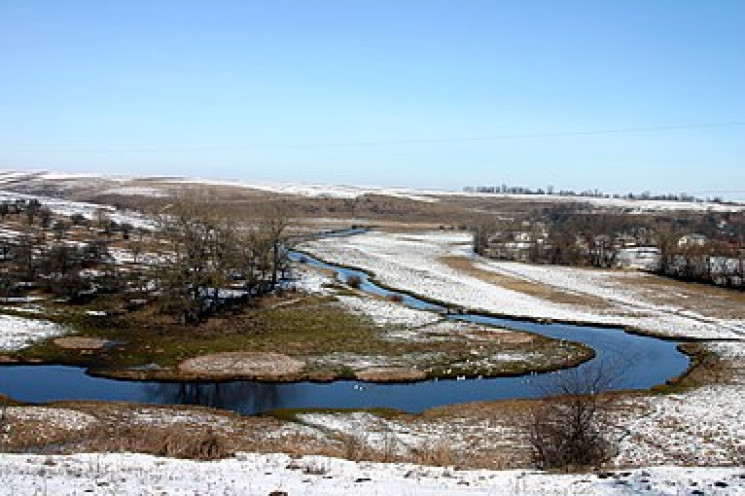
<box><xmin>616</xmin><ymin>340</ymin><xmax>745</xmax><ymax>467</ymax></box>
<box><xmin>0</xmin><ymin>452</ymin><xmax>742</xmax><ymax>496</ymax></box>
<box><xmin>303</xmin><ymin>231</ymin><xmax>745</xmax><ymax>339</ymax></box>
<box><xmin>0</xmin><ymin>314</ymin><xmax>67</xmax><ymax>351</ymax></box>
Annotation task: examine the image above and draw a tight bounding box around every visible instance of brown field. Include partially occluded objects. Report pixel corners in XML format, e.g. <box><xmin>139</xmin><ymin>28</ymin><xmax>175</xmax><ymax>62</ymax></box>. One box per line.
<box><xmin>439</xmin><ymin>255</ymin><xmax>612</xmax><ymax>309</ymax></box>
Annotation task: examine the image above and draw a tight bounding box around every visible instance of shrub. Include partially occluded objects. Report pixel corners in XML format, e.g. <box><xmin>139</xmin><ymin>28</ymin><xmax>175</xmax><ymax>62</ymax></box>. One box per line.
<box><xmin>346</xmin><ymin>275</ymin><xmax>363</xmax><ymax>289</ymax></box>
<box><xmin>526</xmin><ymin>365</ymin><xmax>619</xmax><ymax>471</ymax></box>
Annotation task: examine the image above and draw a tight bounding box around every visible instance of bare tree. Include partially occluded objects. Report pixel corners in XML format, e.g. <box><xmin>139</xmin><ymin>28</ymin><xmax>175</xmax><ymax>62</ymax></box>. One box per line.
<box><xmin>526</xmin><ymin>363</ymin><xmax>621</xmax><ymax>471</ymax></box>
<box><xmin>258</xmin><ymin>202</ymin><xmax>292</xmax><ymax>287</ymax></box>
<box><xmin>156</xmin><ymin>191</ymin><xmax>224</xmax><ymax>323</ymax></box>
<box><xmin>155</xmin><ymin>191</ymin><xmax>295</xmax><ymax>324</ymax></box>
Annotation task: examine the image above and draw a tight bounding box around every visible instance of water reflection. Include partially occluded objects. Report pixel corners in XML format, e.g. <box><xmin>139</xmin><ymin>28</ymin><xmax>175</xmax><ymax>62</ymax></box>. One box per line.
<box><xmin>142</xmin><ymin>381</ymin><xmax>296</xmax><ymax>415</ymax></box>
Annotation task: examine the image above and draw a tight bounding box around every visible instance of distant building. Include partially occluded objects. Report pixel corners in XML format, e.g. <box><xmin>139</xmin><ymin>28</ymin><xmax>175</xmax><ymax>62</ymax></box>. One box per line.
<box><xmin>615</xmin><ymin>247</ymin><xmax>660</xmax><ymax>271</ymax></box>
<box><xmin>677</xmin><ymin>234</ymin><xmax>708</xmax><ymax>248</ymax></box>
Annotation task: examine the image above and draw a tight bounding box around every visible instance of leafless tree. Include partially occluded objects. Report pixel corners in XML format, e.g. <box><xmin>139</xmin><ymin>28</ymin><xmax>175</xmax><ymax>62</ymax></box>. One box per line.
<box><xmin>154</xmin><ymin>191</ymin><xmax>295</xmax><ymax>324</ymax></box>
<box><xmin>156</xmin><ymin>191</ymin><xmax>224</xmax><ymax>323</ymax></box>
<box><xmin>526</xmin><ymin>363</ymin><xmax>621</xmax><ymax>471</ymax></box>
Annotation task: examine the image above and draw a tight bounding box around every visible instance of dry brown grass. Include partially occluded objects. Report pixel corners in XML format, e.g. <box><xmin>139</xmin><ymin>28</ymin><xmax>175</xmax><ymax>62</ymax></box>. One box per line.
<box><xmin>177</xmin><ymin>352</ymin><xmax>306</xmax><ymax>381</ymax></box>
<box><xmin>620</xmin><ymin>273</ymin><xmax>745</xmax><ymax>320</ymax></box>
<box><xmin>354</xmin><ymin>367</ymin><xmax>427</xmax><ymax>382</ymax></box>
<box><xmin>411</xmin><ymin>440</ymin><xmax>455</xmax><ymax>466</ymax></box>
<box><xmin>439</xmin><ymin>256</ymin><xmax>611</xmax><ymax>309</ymax></box>
<box><xmin>79</xmin><ymin>424</ymin><xmax>232</xmax><ymax>459</ymax></box>
<box><xmin>53</xmin><ymin>337</ymin><xmax>108</xmax><ymax>350</ymax></box>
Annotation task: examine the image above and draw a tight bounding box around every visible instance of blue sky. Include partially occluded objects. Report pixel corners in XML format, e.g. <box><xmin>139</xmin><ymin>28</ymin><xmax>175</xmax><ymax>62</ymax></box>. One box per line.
<box><xmin>1</xmin><ymin>1</ymin><xmax>743</xmax><ymax>197</ymax></box>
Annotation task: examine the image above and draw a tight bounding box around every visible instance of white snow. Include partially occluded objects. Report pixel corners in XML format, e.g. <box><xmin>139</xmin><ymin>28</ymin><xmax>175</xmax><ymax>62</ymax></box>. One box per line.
<box><xmin>0</xmin><ymin>452</ymin><xmax>743</xmax><ymax>495</ymax></box>
<box><xmin>611</xmin><ymin>340</ymin><xmax>745</xmax><ymax>467</ymax></box>
<box><xmin>457</xmin><ymin>190</ymin><xmax>745</xmax><ymax>213</ymax></box>
<box><xmin>4</xmin><ymin>170</ymin><xmax>745</xmax><ymax>211</ymax></box>
<box><xmin>0</xmin><ymin>189</ymin><xmax>154</xmax><ymax>230</ymax></box>
<box><xmin>3</xmin><ymin>407</ymin><xmax>97</xmax><ymax>432</ymax></box>
<box><xmin>336</xmin><ymin>295</ymin><xmax>442</xmax><ymax>328</ymax></box>
<box><xmin>288</xmin><ymin>266</ymin><xmax>332</xmax><ymax>294</ymax></box>
<box><xmin>127</xmin><ymin>408</ymin><xmax>236</xmax><ymax>430</ymax></box>
<box><xmin>167</xmin><ymin>176</ymin><xmax>442</xmax><ymax>202</ymax></box>
<box><xmin>0</xmin><ymin>314</ymin><xmax>67</xmax><ymax>351</ymax></box>
<box><xmin>101</xmin><ymin>186</ymin><xmax>169</xmax><ymax>197</ymax></box>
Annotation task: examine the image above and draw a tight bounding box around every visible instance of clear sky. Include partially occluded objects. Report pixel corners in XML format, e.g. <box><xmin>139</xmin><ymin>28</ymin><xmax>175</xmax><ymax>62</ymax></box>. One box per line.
<box><xmin>1</xmin><ymin>1</ymin><xmax>743</xmax><ymax>197</ymax></box>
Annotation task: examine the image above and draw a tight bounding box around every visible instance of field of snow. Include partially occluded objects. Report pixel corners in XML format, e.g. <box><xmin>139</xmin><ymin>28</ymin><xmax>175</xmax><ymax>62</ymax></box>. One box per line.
<box><xmin>170</xmin><ymin>176</ymin><xmax>443</xmax><ymax>203</ymax></box>
<box><xmin>0</xmin><ymin>452</ymin><xmax>742</xmax><ymax>496</ymax></box>
<box><xmin>0</xmin><ymin>314</ymin><xmax>67</xmax><ymax>351</ymax></box>
<box><xmin>459</xmin><ymin>191</ymin><xmax>745</xmax><ymax>213</ymax></box>
<box><xmin>337</xmin><ymin>294</ymin><xmax>442</xmax><ymax>328</ymax></box>
<box><xmin>3</xmin><ymin>406</ymin><xmax>97</xmax><ymax>432</ymax></box>
<box><xmin>0</xmin><ymin>189</ymin><xmax>153</xmax><ymax>230</ymax></box>
<box><xmin>5</xmin><ymin>170</ymin><xmax>743</xmax><ymax>212</ymax></box>
<box><xmin>303</xmin><ymin>231</ymin><xmax>745</xmax><ymax>339</ymax></box>
<box><xmin>613</xmin><ymin>340</ymin><xmax>745</xmax><ymax>468</ymax></box>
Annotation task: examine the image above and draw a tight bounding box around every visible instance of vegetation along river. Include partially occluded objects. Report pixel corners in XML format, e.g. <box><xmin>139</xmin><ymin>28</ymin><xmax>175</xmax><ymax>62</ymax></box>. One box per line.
<box><xmin>0</xmin><ymin>245</ymin><xmax>689</xmax><ymax>415</ymax></box>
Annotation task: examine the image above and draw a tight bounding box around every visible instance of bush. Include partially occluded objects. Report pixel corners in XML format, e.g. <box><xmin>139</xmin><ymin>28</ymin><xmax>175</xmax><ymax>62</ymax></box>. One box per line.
<box><xmin>346</xmin><ymin>275</ymin><xmax>363</xmax><ymax>288</ymax></box>
<box><xmin>526</xmin><ymin>365</ymin><xmax>619</xmax><ymax>470</ymax></box>
<box><xmin>156</xmin><ymin>428</ymin><xmax>227</xmax><ymax>460</ymax></box>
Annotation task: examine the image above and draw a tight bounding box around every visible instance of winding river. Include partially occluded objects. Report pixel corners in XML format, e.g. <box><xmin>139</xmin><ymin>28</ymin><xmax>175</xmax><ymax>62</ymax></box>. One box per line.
<box><xmin>0</xmin><ymin>244</ymin><xmax>689</xmax><ymax>415</ymax></box>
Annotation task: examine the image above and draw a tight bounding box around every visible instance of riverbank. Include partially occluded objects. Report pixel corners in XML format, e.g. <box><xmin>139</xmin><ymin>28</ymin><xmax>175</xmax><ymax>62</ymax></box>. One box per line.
<box><xmin>0</xmin><ymin>338</ymin><xmax>739</xmax><ymax>472</ymax></box>
<box><xmin>301</xmin><ymin>230</ymin><xmax>745</xmax><ymax>340</ymax></box>
<box><xmin>0</xmin><ymin>254</ymin><xmax>594</xmax><ymax>387</ymax></box>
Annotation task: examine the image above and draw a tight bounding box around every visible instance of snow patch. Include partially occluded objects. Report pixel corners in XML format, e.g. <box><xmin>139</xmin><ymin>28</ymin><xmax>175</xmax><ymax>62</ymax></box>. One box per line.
<box><xmin>0</xmin><ymin>314</ymin><xmax>67</xmax><ymax>351</ymax></box>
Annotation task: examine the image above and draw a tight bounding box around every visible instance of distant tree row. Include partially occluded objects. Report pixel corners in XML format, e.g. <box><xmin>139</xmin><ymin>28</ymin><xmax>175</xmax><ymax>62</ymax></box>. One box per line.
<box><xmin>463</xmin><ymin>185</ymin><xmax>727</xmax><ymax>204</ymax></box>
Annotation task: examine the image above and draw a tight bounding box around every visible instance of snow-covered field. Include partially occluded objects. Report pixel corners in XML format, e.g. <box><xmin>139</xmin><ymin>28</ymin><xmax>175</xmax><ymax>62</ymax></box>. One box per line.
<box><xmin>2</xmin><ymin>177</ymin><xmax>745</xmax><ymax>492</ymax></box>
<box><xmin>0</xmin><ymin>189</ymin><xmax>153</xmax><ymax>230</ymax></box>
<box><xmin>0</xmin><ymin>452</ymin><xmax>742</xmax><ymax>496</ymax></box>
<box><xmin>616</xmin><ymin>340</ymin><xmax>745</xmax><ymax>467</ymax></box>
<box><xmin>0</xmin><ymin>314</ymin><xmax>67</xmax><ymax>351</ymax></box>
<box><xmin>4</xmin><ymin>170</ymin><xmax>744</xmax><ymax>212</ymax></box>
<box><xmin>303</xmin><ymin>231</ymin><xmax>745</xmax><ymax>339</ymax></box>
<box><xmin>460</xmin><ymin>191</ymin><xmax>745</xmax><ymax>213</ymax></box>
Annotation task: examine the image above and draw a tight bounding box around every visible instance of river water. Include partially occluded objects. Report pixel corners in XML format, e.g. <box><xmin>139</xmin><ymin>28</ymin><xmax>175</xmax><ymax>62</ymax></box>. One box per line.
<box><xmin>0</xmin><ymin>248</ymin><xmax>689</xmax><ymax>415</ymax></box>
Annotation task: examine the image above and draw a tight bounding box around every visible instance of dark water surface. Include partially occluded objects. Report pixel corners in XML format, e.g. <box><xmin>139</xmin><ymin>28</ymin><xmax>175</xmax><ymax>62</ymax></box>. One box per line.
<box><xmin>0</xmin><ymin>249</ymin><xmax>689</xmax><ymax>415</ymax></box>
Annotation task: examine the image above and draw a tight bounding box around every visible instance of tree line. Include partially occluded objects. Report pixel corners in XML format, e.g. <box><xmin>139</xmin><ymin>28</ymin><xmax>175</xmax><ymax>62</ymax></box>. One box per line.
<box><xmin>473</xmin><ymin>203</ymin><xmax>745</xmax><ymax>290</ymax></box>
<box><xmin>0</xmin><ymin>193</ymin><xmax>293</xmax><ymax>324</ymax></box>
<box><xmin>463</xmin><ymin>185</ymin><xmax>728</xmax><ymax>204</ymax></box>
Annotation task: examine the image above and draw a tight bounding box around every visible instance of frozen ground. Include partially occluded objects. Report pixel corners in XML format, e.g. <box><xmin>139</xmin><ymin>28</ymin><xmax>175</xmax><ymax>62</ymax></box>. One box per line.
<box><xmin>303</xmin><ymin>230</ymin><xmax>745</xmax><ymax>339</ymax></box>
<box><xmin>615</xmin><ymin>340</ymin><xmax>745</xmax><ymax>467</ymax></box>
<box><xmin>0</xmin><ymin>314</ymin><xmax>67</xmax><ymax>351</ymax></box>
<box><xmin>3</xmin><ymin>406</ymin><xmax>97</xmax><ymax>432</ymax></box>
<box><xmin>0</xmin><ymin>188</ymin><xmax>153</xmax><ymax>230</ymax></box>
<box><xmin>0</xmin><ymin>452</ymin><xmax>743</xmax><ymax>495</ymax></box>
<box><xmin>4</xmin><ymin>170</ymin><xmax>743</xmax><ymax>212</ymax></box>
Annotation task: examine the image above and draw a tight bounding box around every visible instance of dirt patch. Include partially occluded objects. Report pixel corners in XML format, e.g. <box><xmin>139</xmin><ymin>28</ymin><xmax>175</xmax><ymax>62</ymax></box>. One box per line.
<box><xmin>54</xmin><ymin>337</ymin><xmax>109</xmax><ymax>350</ymax></box>
<box><xmin>461</xmin><ymin>329</ymin><xmax>535</xmax><ymax>345</ymax></box>
<box><xmin>355</xmin><ymin>367</ymin><xmax>427</xmax><ymax>382</ymax></box>
<box><xmin>178</xmin><ymin>352</ymin><xmax>306</xmax><ymax>381</ymax></box>
<box><xmin>439</xmin><ymin>256</ymin><xmax>611</xmax><ymax>309</ymax></box>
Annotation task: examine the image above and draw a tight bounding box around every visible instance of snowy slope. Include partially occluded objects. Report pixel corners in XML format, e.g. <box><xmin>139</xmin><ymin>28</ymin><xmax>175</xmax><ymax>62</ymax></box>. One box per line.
<box><xmin>0</xmin><ymin>452</ymin><xmax>743</xmax><ymax>496</ymax></box>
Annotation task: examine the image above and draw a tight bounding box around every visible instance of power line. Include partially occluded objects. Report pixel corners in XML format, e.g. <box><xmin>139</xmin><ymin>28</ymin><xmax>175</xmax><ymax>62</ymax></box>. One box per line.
<box><xmin>5</xmin><ymin>120</ymin><xmax>745</xmax><ymax>152</ymax></box>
